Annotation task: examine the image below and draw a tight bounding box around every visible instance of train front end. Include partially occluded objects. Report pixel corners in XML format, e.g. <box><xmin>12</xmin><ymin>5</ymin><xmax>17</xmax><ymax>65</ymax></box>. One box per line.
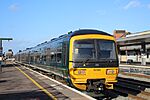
<box><xmin>69</xmin><ymin>30</ymin><xmax>119</xmax><ymax>92</ymax></box>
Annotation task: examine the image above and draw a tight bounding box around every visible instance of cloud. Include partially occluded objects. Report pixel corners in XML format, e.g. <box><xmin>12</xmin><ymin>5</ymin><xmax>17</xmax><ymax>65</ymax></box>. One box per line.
<box><xmin>123</xmin><ymin>0</ymin><xmax>140</xmax><ymax>10</ymax></box>
<box><xmin>8</xmin><ymin>3</ymin><xmax>19</xmax><ymax>12</ymax></box>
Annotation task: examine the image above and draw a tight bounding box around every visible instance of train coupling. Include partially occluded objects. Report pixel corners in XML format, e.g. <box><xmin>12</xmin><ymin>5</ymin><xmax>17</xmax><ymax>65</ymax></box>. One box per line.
<box><xmin>86</xmin><ymin>79</ymin><xmax>105</xmax><ymax>93</ymax></box>
<box><xmin>105</xmin><ymin>83</ymin><xmax>113</xmax><ymax>89</ymax></box>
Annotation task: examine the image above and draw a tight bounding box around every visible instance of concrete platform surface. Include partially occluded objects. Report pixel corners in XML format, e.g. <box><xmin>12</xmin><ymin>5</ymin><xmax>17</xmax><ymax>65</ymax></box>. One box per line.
<box><xmin>0</xmin><ymin>64</ymin><xmax>95</xmax><ymax>100</ymax></box>
<box><xmin>0</xmin><ymin>65</ymin><xmax>51</xmax><ymax>100</ymax></box>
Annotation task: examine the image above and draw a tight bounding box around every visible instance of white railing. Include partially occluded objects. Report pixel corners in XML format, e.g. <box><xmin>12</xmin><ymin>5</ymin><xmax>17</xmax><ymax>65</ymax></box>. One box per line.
<box><xmin>119</xmin><ymin>64</ymin><xmax>150</xmax><ymax>75</ymax></box>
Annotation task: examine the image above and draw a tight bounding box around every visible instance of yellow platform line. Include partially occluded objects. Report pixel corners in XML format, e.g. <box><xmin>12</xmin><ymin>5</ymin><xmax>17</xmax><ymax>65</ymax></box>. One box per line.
<box><xmin>15</xmin><ymin>66</ymin><xmax>57</xmax><ymax>100</ymax></box>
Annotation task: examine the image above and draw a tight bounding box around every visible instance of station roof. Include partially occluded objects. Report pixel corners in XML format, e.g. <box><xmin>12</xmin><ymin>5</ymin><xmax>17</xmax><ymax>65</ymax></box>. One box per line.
<box><xmin>117</xmin><ymin>30</ymin><xmax>150</xmax><ymax>46</ymax></box>
<box><xmin>0</xmin><ymin>38</ymin><xmax>13</xmax><ymax>40</ymax></box>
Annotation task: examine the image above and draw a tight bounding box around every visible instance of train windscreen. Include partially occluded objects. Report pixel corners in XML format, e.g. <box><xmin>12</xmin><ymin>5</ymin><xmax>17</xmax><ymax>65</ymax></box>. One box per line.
<box><xmin>73</xmin><ymin>39</ymin><xmax>118</xmax><ymax>67</ymax></box>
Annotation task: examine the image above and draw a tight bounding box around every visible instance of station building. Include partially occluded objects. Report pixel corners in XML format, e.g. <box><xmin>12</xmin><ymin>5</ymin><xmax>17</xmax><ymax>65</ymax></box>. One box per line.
<box><xmin>114</xmin><ymin>30</ymin><xmax>150</xmax><ymax>65</ymax></box>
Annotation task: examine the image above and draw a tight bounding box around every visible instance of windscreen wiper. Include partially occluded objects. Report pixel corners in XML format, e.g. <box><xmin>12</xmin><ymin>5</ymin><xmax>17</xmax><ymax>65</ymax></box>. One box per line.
<box><xmin>82</xmin><ymin>58</ymin><xmax>90</xmax><ymax>66</ymax></box>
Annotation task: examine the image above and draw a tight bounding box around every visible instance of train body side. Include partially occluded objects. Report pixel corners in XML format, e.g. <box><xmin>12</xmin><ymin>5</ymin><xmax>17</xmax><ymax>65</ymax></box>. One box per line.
<box><xmin>15</xmin><ymin>35</ymin><xmax>70</xmax><ymax>78</ymax></box>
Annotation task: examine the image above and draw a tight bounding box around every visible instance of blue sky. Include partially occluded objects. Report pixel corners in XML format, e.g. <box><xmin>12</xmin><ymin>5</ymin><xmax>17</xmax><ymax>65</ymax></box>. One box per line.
<box><xmin>0</xmin><ymin>0</ymin><xmax>150</xmax><ymax>54</ymax></box>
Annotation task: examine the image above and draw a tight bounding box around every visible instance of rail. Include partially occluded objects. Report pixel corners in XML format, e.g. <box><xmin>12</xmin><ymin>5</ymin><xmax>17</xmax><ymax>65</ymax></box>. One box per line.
<box><xmin>104</xmin><ymin>77</ymin><xmax>150</xmax><ymax>100</ymax></box>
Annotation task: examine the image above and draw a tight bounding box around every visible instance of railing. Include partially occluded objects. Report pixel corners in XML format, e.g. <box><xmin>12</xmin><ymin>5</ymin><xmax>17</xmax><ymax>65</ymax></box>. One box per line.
<box><xmin>119</xmin><ymin>64</ymin><xmax>150</xmax><ymax>75</ymax></box>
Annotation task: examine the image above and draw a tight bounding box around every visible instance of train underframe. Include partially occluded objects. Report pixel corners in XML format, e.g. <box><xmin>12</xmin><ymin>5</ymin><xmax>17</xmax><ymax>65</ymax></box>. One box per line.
<box><xmin>69</xmin><ymin>78</ymin><xmax>116</xmax><ymax>93</ymax></box>
<box><xmin>86</xmin><ymin>79</ymin><xmax>105</xmax><ymax>92</ymax></box>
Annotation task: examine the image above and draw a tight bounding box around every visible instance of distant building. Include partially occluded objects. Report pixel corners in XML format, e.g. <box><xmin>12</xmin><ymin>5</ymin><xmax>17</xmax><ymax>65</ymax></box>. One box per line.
<box><xmin>116</xmin><ymin>30</ymin><xmax>150</xmax><ymax>65</ymax></box>
<box><xmin>0</xmin><ymin>41</ymin><xmax>3</xmax><ymax>57</ymax></box>
<box><xmin>6</xmin><ymin>49</ymin><xmax>13</xmax><ymax>59</ymax></box>
<box><xmin>113</xmin><ymin>30</ymin><xmax>131</xmax><ymax>40</ymax></box>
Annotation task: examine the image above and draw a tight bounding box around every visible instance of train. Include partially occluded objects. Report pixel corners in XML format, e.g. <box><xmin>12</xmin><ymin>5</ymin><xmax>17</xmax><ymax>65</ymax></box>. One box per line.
<box><xmin>15</xmin><ymin>29</ymin><xmax>119</xmax><ymax>92</ymax></box>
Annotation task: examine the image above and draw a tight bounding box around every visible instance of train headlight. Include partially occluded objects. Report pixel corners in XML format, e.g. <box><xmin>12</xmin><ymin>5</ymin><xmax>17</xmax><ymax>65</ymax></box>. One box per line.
<box><xmin>106</xmin><ymin>69</ymin><xmax>117</xmax><ymax>75</ymax></box>
<box><xmin>74</xmin><ymin>69</ymin><xmax>86</xmax><ymax>75</ymax></box>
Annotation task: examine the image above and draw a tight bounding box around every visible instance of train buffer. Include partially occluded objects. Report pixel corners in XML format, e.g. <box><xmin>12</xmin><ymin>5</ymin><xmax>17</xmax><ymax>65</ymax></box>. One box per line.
<box><xmin>0</xmin><ymin>63</ymin><xmax>95</xmax><ymax>100</ymax></box>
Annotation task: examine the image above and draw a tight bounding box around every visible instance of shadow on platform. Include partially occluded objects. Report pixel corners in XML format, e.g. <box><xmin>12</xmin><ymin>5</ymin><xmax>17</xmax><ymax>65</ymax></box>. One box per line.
<box><xmin>0</xmin><ymin>90</ymin><xmax>52</xmax><ymax>100</ymax></box>
<box><xmin>0</xmin><ymin>80</ymin><xmax>7</xmax><ymax>83</ymax></box>
<box><xmin>1</xmin><ymin>64</ymin><xmax>15</xmax><ymax>67</ymax></box>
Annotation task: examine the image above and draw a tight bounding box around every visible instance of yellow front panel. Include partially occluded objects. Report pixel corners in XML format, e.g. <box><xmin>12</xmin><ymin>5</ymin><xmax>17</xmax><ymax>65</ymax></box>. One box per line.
<box><xmin>69</xmin><ymin>34</ymin><xmax>115</xmax><ymax>70</ymax></box>
<box><xmin>69</xmin><ymin>34</ymin><xmax>118</xmax><ymax>90</ymax></box>
<box><xmin>70</xmin><ymin>68</ymin><xmax>118</xmax><ymax>80</ymax></box>
<box><xmin>69</xmin><ymin>67</ymin><xmax>118</xmax><ymax>90</ymax></box>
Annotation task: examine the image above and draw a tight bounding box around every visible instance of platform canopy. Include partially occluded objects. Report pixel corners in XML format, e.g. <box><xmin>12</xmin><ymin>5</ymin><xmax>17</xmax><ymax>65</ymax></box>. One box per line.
<box><xmin>0</xmin><ymin>38</ymin><xmax>13</xmax><ymax>56</ymax></box>
<box><xmin>117</xmin><ymin>30</ymin><xmax>150</xmax><ymax>46</ymax></box>
<box><xmin>0</xmin><ymin>38</ymin><xmax>13</xmax><ymax>41</ymax></box>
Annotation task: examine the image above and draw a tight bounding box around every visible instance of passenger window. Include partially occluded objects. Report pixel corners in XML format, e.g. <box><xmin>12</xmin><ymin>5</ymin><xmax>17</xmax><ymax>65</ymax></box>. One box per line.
<box><xmin>57</xmin><ymin>53</ymin><xmax>62</xmax><ymax>63</ymax></box>
<box><xmin>62</xmin><ymin>42</ymin><xmax>68</xmax><ymax>66</ymax></box>
<box><xmin>46</xmin><ymin>48</ymin><xmax>51</xmax><ymax>65</ymax></box>
<box><xmin>51</xmin><ymin>54</ymin><xmax>56</xmax><ymax>62</ymax></box>
<box><xmin>56</xmin><ymin>45</ymin><xmax>62</xmax><ymax>63</ymax></box>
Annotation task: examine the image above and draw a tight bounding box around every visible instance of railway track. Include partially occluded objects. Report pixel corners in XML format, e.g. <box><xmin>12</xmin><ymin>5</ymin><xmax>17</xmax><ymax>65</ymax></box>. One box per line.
<box><xmin>104</xmin><ymin>77</ymin><xmax>150</xmax><ymax>100</ymax></box>
<box><xmin>15</xmin><ymin>62</ymin><xmax>150</xmax><ymax>100</ymax></box>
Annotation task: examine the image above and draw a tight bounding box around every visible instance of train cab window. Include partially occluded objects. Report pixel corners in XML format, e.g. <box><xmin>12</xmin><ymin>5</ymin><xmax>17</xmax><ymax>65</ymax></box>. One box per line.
<box><xmin>97</xmin><ymin>40</ymin><xmax>116</xmax><ymax>60</ymax></box>
<box><xmin>73</xmin><ymin>39</ymin><xmax>117</xmax><ymax>61</ymax></box>
<box><xmin>73</xmin><ymin>39</ymin><xmax>95</xmax><ymax>59</ymax></box>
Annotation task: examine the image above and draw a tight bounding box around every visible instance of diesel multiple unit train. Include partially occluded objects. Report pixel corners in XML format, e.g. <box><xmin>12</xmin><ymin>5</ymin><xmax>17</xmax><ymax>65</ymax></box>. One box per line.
<box><xmin>15</xmin><ymin>29</ymin><xmax>119</xmax><ymax>92</ymax></box>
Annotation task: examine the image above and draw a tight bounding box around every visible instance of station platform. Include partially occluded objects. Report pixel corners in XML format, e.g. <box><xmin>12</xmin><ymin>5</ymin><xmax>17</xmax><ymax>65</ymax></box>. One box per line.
<box><xmin>119</xmin><ymin>63</ymin><xmax>150</xmax><ymax>82</ymax></box>
<box><xmin>0</xmin><ymin>64</ymin><xmax>95</xmax><ymax>100</ymax></box>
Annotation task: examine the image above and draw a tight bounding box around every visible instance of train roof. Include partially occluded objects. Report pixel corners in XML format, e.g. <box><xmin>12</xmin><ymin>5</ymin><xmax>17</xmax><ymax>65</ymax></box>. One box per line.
<box><xmin>70</xmin><ymin>29</ymin><xmax>112</xmax><ymax>37</ymax></box>
<box><xmin>16</xmin><ymin>29</ymin><xmax>112</xmax><ymax>54</ymax></box>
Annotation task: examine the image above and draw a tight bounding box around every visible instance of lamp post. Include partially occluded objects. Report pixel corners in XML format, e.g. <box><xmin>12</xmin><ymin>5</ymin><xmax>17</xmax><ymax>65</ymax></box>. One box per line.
<box><xmin>0</xmin><ymin>38</ymin><xmax>13</xmax><ymax>73</ymax></box>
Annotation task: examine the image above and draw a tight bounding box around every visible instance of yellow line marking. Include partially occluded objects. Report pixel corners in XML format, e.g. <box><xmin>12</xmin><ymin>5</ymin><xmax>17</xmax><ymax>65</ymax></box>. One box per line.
<box><xmin>15</xmin><ymin>66</ymin><xmax>57</xmax><ymax>100</ymax></box>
